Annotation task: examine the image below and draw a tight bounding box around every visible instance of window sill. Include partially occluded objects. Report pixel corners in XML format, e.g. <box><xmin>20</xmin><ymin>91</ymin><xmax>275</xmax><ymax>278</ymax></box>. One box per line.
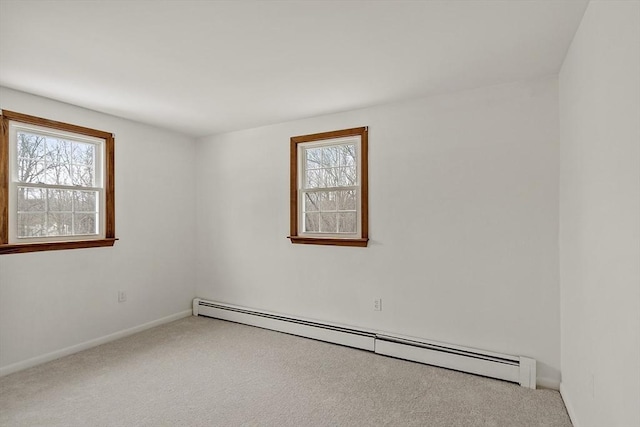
<box><xmin>288</xmin><ymin>236</ymin><xmax>368</xmax><ymax>247</ymax></box>
<box><xmin>0</xmin><ymin>238</ymin><xmax>118</xmax><ymax>255</ymax></box>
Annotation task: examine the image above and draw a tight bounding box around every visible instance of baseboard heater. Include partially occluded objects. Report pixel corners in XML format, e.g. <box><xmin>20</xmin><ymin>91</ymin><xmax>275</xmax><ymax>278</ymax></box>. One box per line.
<box><xmin>193</xmin><ymin>298</ymin><xmax>536</xmax><ymax>389</ymax></box>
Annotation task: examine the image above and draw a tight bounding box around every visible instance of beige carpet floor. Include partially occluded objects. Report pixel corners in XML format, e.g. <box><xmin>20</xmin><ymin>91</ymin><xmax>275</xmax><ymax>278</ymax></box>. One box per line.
<box><xmin>0</xmin><ymin>316</ymin><xmax>572</xmax><ymax>427</ymax></box>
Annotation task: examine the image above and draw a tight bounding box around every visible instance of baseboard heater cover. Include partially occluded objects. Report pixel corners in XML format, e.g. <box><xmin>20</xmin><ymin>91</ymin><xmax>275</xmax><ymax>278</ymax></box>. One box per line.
<box><xmin>194</xmin><ymin>299</ymin><xmax>375</xmax><ymax>351</ymax></box>
<box><xmin>193</xmin><ymin>298</ymin><xmax>536</xmax><ymax>389</ymax></box>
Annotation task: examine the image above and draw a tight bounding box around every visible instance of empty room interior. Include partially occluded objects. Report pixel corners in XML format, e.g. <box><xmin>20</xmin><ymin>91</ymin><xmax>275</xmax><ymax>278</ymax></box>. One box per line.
<box><xmin>0</xmin><ymin>1</ymin><xmax>638</xmax><ymax>426</ymax></box>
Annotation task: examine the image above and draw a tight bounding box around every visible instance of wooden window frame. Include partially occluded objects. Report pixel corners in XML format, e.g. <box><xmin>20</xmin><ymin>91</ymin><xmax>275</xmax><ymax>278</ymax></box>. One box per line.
<box><xmin>289</xmin><ymin>126</ymin><xmax>368</xmax><ymax>247</ymax></box>
<box><xmin>0</xmin><ymin>110</ymin><xmax>116</xmax><ymax>255</ymax></box>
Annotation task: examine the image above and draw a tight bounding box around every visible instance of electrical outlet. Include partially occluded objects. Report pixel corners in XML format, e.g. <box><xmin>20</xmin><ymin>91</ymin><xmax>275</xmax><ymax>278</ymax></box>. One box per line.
<box><xmin>118</xmin><ymin>291</ymin><xmax>127</xmax><ymax>303</ymax></box>
<box><xmin>374</xmin><ymin>298</ymin><xmax>382</xmax><ymax>311</ymax></box>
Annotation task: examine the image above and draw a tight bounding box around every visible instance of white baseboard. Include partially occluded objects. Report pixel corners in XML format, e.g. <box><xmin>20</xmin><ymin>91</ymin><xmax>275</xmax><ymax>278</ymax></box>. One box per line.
<box><xmin>0</xmin><ymin>309</ymin><xmax>192</xmax><ymax>377</ymax></box>
<box><xmin>537</xmin><ymin>377</ymin><xmax>560</xmax><ymax>390</ymax></box>
<box><xmin>560</xmin><ymin>382</ymin><xmax>580</xmax><ymax>427</ymax></box>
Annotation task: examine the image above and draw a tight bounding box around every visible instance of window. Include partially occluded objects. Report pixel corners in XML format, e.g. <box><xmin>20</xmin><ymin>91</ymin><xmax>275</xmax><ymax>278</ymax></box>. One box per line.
<box><xmin>289</xmin><ymin>127</ymin><xmax>368</xmax><ymax>247</ymax></box>
<box><xmin>0</xmin><ymin>110</ymin><xmax>116</xmax><ymax>254</ymax></box>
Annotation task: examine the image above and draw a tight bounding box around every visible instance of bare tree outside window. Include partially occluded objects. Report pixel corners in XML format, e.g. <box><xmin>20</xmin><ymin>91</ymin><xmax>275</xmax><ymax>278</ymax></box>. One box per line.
<box><xmin>16</xmin><ymin>132</ymin><xmax>98</xmax><ymax>238</ymax></box>
<box><xmin>302</xmin><ymin>144</ymin><xmax>358</xmax><ymax>234</ymax></box>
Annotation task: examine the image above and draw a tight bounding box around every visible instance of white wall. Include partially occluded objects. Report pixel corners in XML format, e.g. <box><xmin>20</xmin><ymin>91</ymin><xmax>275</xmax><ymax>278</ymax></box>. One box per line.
<box><xmin>196</xmin><ymin>77</ymin><xmax>561</xmax><ymax>386</ymax></box>
<box><xmin>0</xmin><ymin>87</ymin><xmax>197</xmax><ymax>373</ymax></box>
<box><xmin>559</xmin><ymin>1</ymin><xmax>640</xmax><ymax>426</ymax></box>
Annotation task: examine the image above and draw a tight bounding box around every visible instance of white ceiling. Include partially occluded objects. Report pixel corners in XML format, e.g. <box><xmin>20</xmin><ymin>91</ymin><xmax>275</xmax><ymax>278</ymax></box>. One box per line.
<box><xmin>0</xmin><ymin>1</ymin><xmax>588</xmax><ymax>137</ymax></box>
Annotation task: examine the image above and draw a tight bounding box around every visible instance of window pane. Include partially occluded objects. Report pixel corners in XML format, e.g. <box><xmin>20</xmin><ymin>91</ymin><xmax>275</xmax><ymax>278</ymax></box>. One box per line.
<box><xmin>338</xmin><ymin>190</ymin><xmax>357</xmax><ymax>211</ymax></box>
<box><xmin>74</xmin><ymin>213</ymin><xmax>97</xmax><ymax>235</ymax></box>
<box><xmin>44</xmin><ymin>138</ymin><xmax>73</xmax><ymax>186</ymax></box>
<box><xmin>323</xmin><ymin>146</ymin><xmax>340</xmax><ymax>168</ymax></box>
<box><xmin>320</xmin><ymin>213</ymin><xmax>337</xmax><ymax>233</ymax></box>
<box><xmin>72</xmin><ymin>142</ymin><xmax>95</xmax><ymax>167</ymax></box>
<box><xmin>17</xmin><ymin>187</ymin><xmax>46</xmax><ymax>212</ymax></box>
<box><xmin>320</xmin><ymin>191</ymin><xmax>336</xmax><ymax>211</ymax></box>
<box><xmin>338</xmin><ymin>165</ymin><xmax>356</xmax><ymax>186</ymax></box>
<box><xmin>47</xmin><ymin>212</ymin><xmax>73</xmax><ymax>236</ymax></box>
<box><xmin>17</xmin><ymin>132</ymin><xmax>46</xmax><ymax>159</ymax></box>
<box><xmin>306</xmin><ymin>168</ymin><xmax>323</xmax><ymax>189</ymax></box>
<box><xmin>17</xmin><ymin>213</ymin><xmax>46</xmax><ymax>237</ymax></box>
<box><xmin>324</xmin><ymin>168</ymin><xmax>339</xmax><ymax>187</ymax></box>
<box><xmin>72</xmin><ymin>165</ymin><xmax>94</xmax><ymax>187</ymax></box>
<box><xmin>45</xmin><ymin>167</ymin><xmax>72</xmax><ymax>186</ymax></box>
<box><xmin>306</xmin><ymin>147</ymin><xmax>322</xmax><ymax>170</ymax></box>
<box><xmin>340</xmin><ymin>144</ymin><xmax>356</xmax><ymax>167</ymax></box>
<box><xmin>73</xmin><ymin>191</ymin><xmax>98</xmax><ymax>212</ymax></box>
<box><xmin>338</xmin><ymin>212</ymin><xmax>357</xmax><ymax>233</ymax></box>
<box><xmin>17</xmin><ymin>159</ymin><xmax>46</xmax><ymax>183</ymax></box>
<box><xmin>75</xmin><ymin>190</ymin><xmax>97</xmax><ymax>212</ymax></box>
<box><xmin>48</xmin><ymin>189</ymin><xmax>73</xmax><ymax>212</ymax></box>
<box><xmin>45</xmin><ymin>166</ymin><xmax>72</xmax><ymax>187</ymax></box>
<box><xmin>303</xmin><ymin>192</ymin><xmax>320</xmax><ymax>212</ymax></box>
<box><xmin>304</xmin><ymin>212</ymin><xmax>319</xmax><ymax>232</ymax></box>
<box><xmin>72</xmin><ymin>142</ymin><xmax>95</xmax><ymax>187</ymax></box>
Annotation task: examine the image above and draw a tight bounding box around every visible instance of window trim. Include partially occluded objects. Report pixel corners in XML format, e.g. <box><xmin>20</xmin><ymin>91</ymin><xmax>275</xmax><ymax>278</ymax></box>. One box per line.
<box><xmin>0</xmin><ymin>110</ymin><xmax>116</xmax><ymax>255</ymax></box>
<box><xmin>289</xmin><ymin>126</ymin><xmax>368</xmax><ymax>247</ymax></box>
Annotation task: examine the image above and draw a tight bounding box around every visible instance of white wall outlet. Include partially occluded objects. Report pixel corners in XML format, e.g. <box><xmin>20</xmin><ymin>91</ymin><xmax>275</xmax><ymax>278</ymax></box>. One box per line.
<box><xmin>118</xmin><ymin>291</ymin><xmax>127</xmax><ymax>303</ymax></box>
<box><xmin>374</xmin><ymin>298</ymin><xmax>382</xmax><ymax>311</ymax></box>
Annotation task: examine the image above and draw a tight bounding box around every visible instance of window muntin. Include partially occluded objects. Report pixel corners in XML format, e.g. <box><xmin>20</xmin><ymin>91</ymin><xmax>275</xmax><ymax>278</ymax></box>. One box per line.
<box><xmin>9</xmin><ymin>123</ymin><xmax>105</xmax><ymax>242</ymax></box>
<box><xmin>1</xmin><ymin>110</ymin><xmax>116</xmax><ymax>254</ymax></box>
<box><xmin>289</xmin><ymin>126</ymin><xmax>368</xmax><ymax>247</ymax></box>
